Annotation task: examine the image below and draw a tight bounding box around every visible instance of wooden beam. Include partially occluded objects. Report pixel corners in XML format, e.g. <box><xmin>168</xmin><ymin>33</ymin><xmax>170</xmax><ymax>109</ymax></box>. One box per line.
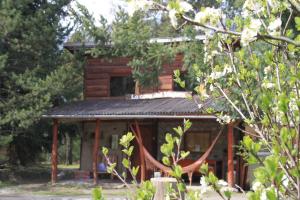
<box><xmin>51</xmin><ymin>119</ymin><xmax>59</xmax><ymax>185</ymax></box>
<box><xmin>227</xmin><ymin>123</ymin><xmax>234</xmax><ymax>187</ymax></box>
<box><xmin>134</xmin><ymin>120</ymin><xmax>146</xmax><ymax>182</ymax></box>
<box><xmin>93</xmin><ymin>119</ymin><xmax>101</xmax><ymax>185</ymax></box>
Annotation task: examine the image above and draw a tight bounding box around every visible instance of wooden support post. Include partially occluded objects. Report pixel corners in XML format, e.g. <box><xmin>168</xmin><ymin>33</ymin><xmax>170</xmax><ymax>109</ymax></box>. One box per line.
<box><xmin>93</xmin><ymin>119</ymin><xmax>101</xmax><ymax>185</ymax></box>
<box><xmin>134</xmin><ymin>120</ymin><xmax>146</xmax><ymax>182</ymax></box>
<box><xmin>51</xmin><ymin>119</ymin><xmax>59</xmax><ymax>185</ymax></box>
<box><xmin>227</xmin><ymin>123</ymin><xmax>234</xmax><ymax>187</ymax></box>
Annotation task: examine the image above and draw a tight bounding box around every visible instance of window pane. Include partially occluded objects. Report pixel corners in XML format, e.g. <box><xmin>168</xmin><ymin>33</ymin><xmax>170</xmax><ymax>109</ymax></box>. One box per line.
<box><xmin>110</xmin><ymin>76</ymin><xmax>135</xmax><ymax>96</ymax></box>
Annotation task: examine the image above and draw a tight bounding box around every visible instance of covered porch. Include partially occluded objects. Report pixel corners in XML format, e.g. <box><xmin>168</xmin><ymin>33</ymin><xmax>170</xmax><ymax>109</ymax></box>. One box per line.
<box><xmin>43</xmin><ymin>97</ymin><xmax>246</xmax><ymax>188</ymax></box>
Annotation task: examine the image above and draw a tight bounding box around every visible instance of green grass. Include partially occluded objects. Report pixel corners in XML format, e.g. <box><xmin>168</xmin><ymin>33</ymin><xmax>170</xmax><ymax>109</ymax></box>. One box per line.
<box><xmin>0</xmin><ymin>180</ymin><xmax>14</xmax><ymax>188</ymax></box>
<box><xmin>57</xmin><ymin>163</ymin><xmax>80</xmax><ymax>169</ymax></box>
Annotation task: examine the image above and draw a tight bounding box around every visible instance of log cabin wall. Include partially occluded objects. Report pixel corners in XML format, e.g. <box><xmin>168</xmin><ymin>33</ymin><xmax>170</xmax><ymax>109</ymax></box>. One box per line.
<box><xmin>84</xmin><ymin>54</ymin><xmax>184</xmax><ymax>99</ymax></box>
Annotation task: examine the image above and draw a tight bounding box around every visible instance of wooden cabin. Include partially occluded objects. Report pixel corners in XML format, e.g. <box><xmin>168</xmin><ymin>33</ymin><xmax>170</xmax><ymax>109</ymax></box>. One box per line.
<box><xmin>44</xmin><ymin>38</ymin><xmax>247</xmax><ymax>188</ymax></box>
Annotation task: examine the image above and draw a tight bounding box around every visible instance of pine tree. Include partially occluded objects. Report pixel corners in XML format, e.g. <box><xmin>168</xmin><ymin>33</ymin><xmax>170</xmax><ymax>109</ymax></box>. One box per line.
<box><xmin>0</xmin><ymin>0</ymin><xmax>83</xmax><ymax>165</ymax></box>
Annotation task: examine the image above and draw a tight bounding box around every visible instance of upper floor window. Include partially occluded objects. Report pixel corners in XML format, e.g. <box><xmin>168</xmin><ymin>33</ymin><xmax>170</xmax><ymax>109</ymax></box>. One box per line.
<box><xmin>110</xmin><ymin>76</ymin><xmax>135</xmax><ymax>96</ymax></box>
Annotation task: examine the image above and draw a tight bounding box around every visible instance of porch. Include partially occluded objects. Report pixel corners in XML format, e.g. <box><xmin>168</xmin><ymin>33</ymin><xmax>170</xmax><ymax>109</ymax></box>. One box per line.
<box><xmin>43</xmin><ymin>97</ymin><xmax>246</xmax><ymax>188</ymax></box>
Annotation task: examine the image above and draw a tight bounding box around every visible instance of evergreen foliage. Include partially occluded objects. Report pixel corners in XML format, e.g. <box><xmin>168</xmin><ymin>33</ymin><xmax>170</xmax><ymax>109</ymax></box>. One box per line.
<box><xmin>0</xmin><ymin>0</ymin><xmax>83</xmax><ymax>165</ymax></box>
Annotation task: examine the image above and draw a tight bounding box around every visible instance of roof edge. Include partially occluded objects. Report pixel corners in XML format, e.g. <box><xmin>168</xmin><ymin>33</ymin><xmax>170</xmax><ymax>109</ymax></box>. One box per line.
<box><xmin>42</xmin><ymin>114</ymin><xmax>217</xmax><ymax>120</ymax></box>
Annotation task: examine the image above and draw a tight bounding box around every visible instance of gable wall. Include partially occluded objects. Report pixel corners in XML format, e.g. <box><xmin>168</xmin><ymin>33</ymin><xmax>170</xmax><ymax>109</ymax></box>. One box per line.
<box><xmin>84</xmin><ymin>54</ymin><xmax>184</xmax><ymax>99</ymax></box>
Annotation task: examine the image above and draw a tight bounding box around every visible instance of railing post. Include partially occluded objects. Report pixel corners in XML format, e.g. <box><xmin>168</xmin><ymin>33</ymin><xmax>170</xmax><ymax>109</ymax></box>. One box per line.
<box><xmin>51</xmin><ymin>119</ymin><xmax>59</xmax><ymax>185</ymax></box>
<box><xmin>227</xmin><ymin>123</ymin><xmax>234</xmax><ymax>187</ymax></box>
<box><xmin>93</xmin><ymin>119</ymin><xmax>101</xmax><ymax>184</ymax></box>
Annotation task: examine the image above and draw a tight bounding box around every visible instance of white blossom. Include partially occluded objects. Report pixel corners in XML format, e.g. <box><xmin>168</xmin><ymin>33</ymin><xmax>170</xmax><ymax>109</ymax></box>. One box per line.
<box><xmin>209</xmin><ymin>71</ymin><xmax>224</xmax><ymax>80</ymax></box>
<box><xmin>195</xmin><ymin>7</ymin><xmax>222</xmax><ymax>26</ymax></box>
<box><xmin>217</xmin><ymin>114</ymin><xmax>232</xmax><ymax>124</ymax></box>
<box><xmin>169</xmin><ymin>9</ymin><xmax>178</xmax><ymax>28</ymax></box>
<box><xmin>179</xmin><ymin>1</ymin><xmax>193</xmax><ymax>12</ymax></box>
<box><xmin>264</xmin><ymin>66</ymin><xmax>272</xmax><ymax>74</ymax></box>
<box><xmin>200</xmin><ymin>176</ymin><xmax>208</xmax><ymax>187</ymax></box>
<box><xmin>127</xmin><ymin>0</ymin><xmax>153</xmax><ymax>16</ymax></box>
<box><xmin>217</xmin><ymin>180</ymin><xmax>228</xmax><ymax>187</ymax></box>
<box><xmin>268</xmin><ymin>18</ymin><xmax>282</xmax><ymax>31</ymax></box>
<box><xmin>241</xmin><ymin>18</ymin><xmax>262</xmax><ymax>46</ymax></box>
<box><xmin>261</xmin><ymin>190</ymin><xmax>267</xmax><ymax>200</ymax></box>
<box><xmin>289</xmin><ymin>98</ymin><xmax>298</xmax><ymax>111</ymax></box>
<box><xmin>252</xmin><ymin>181</ymin><xmax>263</xmax><ymax>191</ymax></box>
<box><xmin>220</xmin><ymin>186</ymin><xmax>234</xmax><ymax>193</ymax></box>
<box><xmin>262</xmin><ymin>82</ymin><xmax>275</xmax><ymax>89</ymax></box>
<box><xmin>282</xmin><ymin>175</ymin><xmax>289</xmax><ymax>187</ymax></box>
<box><xmin>267</xmin><ymin>0</ymin><xmax>281</xmax><ymax>11</ymax></box>
<box><xmin>243</xmin><ymin>0</ymin><xmax>264</xmax><ymax>17</ymax></box>
<box><xmin>209</xmin><ymin>84</ymin><xmax>215</xmax><ymax>92</ymax></box>
<box><xmin>200</xmin><ymin>177</ymin><xmax>212</xmax><ymax>194</ymax></box>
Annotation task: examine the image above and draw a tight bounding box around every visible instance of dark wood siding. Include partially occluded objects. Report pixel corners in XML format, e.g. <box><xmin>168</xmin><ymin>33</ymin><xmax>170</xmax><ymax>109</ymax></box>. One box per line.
<box><xmin>84</xmin><ymin>54</ymin><xmax>184</xmax><ymax>99</ymax></box>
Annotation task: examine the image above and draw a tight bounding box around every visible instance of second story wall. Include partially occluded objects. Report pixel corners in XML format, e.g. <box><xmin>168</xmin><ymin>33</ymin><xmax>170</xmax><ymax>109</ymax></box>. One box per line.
<box><xmin>84</xmin><ymin>54</ymin><xmax>184</xmax><ymax>100</ymax></box>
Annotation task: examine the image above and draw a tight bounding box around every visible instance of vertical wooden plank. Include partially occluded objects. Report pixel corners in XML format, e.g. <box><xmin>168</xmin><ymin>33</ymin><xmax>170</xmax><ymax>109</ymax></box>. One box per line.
<box><xmin>227</xmin><ymin>123</ymin><xmax>234</xmax><ymax>187</ymax></box>
<box><xmin>93</xmin><ymin>119</ymin><xmax>101</xmax><ymax>185</ymax></box>
<box><xmin>134</xmin><ymin>120</ymin><xmax>146</xmax><ymax>182</ymax></box>
<box><xmin>51</xmin><ymin>119</ymin><xmax>58</xmax><ymax>185</ymax></box>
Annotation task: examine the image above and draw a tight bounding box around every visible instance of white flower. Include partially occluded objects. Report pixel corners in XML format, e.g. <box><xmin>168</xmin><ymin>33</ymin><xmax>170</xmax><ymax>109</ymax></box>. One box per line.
<box><xmin>198</xmin><ymin>104</ymin><xmax>203</xmax><ymax>109</ymax></box>
<box><xmin>289</xmin><ymin>98</ymin><xmax>298</xmax><ymax>111</ymax></box>
<box><xmin>169</xmin><ymin>9</ymin><xmax>178</xmax><ymax>28</ymax></box>
<box><xmin>241</xmin><ymin>18</ymin><xmax>261</xmax><ymax>46</ymax></box>
<box><xmin>261</xmin><ymin>190</ymin><xmax>267</xmax><ymax>200</ymax></box>
<box><xmin>249</xmin><ymin>19</ymin><xmax>262</xmax><ymax>30</ymax></box>
<box><xmin>268</xmin><ymin>18</ymin><xmax>282</xmax><ymax>31</ymax></box>
<box><xmin>264</xmin><ymin>66</ymin><xmax>272</xmax><ymax>74</ymax></box>
<box><xmin>209</xmin><ymin>84</ymin><xmax>215</xmax><ymax>92</ymax></box>
<box><xmin>252</xmin><ymin>181</ymin><xmax>263</xmax><ymax>191</ymax></box>
<box><xmin>243</xmin><ymin>0</ymin><xmax>264</xmax><ymax>16</ymax></box>
<box><xmin>217</xmin><ymin>114</ymin><xmax>232</xmax><ymax>124</ymax></box>
<box><xmin>220</xmin><ymin>186</ymin><xmax>234</xmax><ymax>193</ymax></box>
<box><xmin>179</xmin><ymin>1</ymin><xmax>193</xmax><ymax>12</ymax></box>
<box><xmin>200</xmin><ymin>177</ymin><xmax>212</xmax><ymax>194</ymax></box>
<box><xmin>218</xmin><ymin>180</ymin><xmax>228</xmax><ymax>187</ymax></box>
<box><xmin>200</xmin><ymin>176</ymin><xmax>208</xmax><ymax>187</ymax></box>
<box><xmin>209</xmin><ymin>71</ymin><xmax>224</xmax><ymax>79</ymax></box>
<box><xmin>267</xmin><ymin>0</ymin><xmax>281</xmax><ymax>11</ymax></box>
<box><xmin>262</xmin><ymin>82</ymin><xmax>275</xmax><ymax>89</ymax></box>
<box><xmin>127</xmin><ymin>0</ymin><xmax>153</xmax><ymax>16</ymax></box>
<box><xmin>282</xmin><ymin>175</ymin><xmax>289</xmax><ymax>187</ymax></box>
<box><xmin>195</xmin><ymin>7</ymin><xmax>222</xmax><ymax>26</ymax></box>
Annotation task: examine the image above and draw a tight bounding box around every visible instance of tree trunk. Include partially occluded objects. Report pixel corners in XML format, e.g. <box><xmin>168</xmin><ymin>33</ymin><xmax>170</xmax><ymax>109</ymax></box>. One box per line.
<box><xmin>65</xmin><ymin>132</ymin><xmax>73</xmax><ymax>165</ymax></box>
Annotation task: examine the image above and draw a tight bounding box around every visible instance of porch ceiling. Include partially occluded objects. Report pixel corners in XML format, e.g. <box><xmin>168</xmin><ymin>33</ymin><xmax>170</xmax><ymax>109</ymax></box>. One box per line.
<box><xmin>43</xmin><ymin>97</ymin><xmax>224</xmax><ymax>120</ymax></box>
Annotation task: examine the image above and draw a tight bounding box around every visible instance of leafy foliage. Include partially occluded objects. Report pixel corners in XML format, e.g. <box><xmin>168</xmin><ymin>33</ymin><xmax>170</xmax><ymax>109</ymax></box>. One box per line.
<box><xmin>137</xmin><ymin>0</ymin><xmax>300</xmax><ymax>199</ymax></box>
<box><xmin>0</xmin><ymin>0</ymin><xmax>83</xmax><ymax>165</ymax></box>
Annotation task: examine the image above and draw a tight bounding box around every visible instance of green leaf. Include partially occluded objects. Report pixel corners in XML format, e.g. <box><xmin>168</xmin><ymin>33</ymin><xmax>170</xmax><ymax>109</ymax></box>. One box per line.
<box><xmin>208</xmin><ymin>172</ymin><xmax>218</xmax><ymax>184</ymax></box>
<box><xmin>102</xmin><ymin>147</ymin><xmax>109</xmax><ymax>156</ymax></box>
<box><xmin>107</xmin><ymin>163</ymin><xmax>116</xmax><ymax>173</ymax></box>
<box><xmin>183</xmin><ymin>119</ymin><xmax>192</xmax><ymax>132</ymax></box>
<box><xmin>173</xmin><ymin>126</ymin><xmax>183</xmax><ymax>136</ymax></box>
<box><xmin>122</xmin><ymin>158</ymin><xmax>130</xmax><ymax>168</ymax></box>
<box><xmin>165</xmin><ymin>133</ymin><xmax>173</xmax><ymax>143</ymax></box>
<box><xmin>266</xmin><ymin>187</ymin><xmax>277</xmax><ymax>200</ymax></box>
<box><xmin>199</xmin><ymin>163</ymin><xmax>209</xmax><ymax>175</ymax></box>
<box><xmin>132</xmin><ymin>166</ymin><xmax>139</xmax><ymax>176</ymax></box>
<box><xmin>223</xmin><ymin>190</ymin><xmax>232</xmax><ymax>199</ymax></box>
<box><xmin>295</xmin><ymin>17</ymin><xmax>300</xmax><ymax>31</ymax></box>
<box><xmin>162</xmin><ymin>156</ymin><xmax>171</xmax><ymax>166</ymax></box>
<box><xmin>170</xmin><ymin>165</ymin><xmax>183</xmax><ymax>178</ymax></box>
<box><xmin>180</xmin><ymin>151</ymin><xmax>190</xmax><ymax>159</ymax></box>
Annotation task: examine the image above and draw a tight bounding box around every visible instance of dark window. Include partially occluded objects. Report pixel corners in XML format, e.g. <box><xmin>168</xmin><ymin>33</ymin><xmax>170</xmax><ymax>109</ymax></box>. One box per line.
<box><xmin>110</xmin><ymin>76</ymin><xmax>135</xmax><ymax>96</ymax></box>
<box><xmin>173</xmin><ymin>73</ymin><xmax>186</xmax><ymax>91</ymax></box>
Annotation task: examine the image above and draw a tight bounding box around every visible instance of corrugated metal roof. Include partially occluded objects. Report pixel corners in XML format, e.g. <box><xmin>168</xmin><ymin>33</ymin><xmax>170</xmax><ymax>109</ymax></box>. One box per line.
<box><xmin>64</xmin><ymin>35</ymin><xmax>206</xmax><ymax>51</ymax></box>
<box><xmin>43</xmin><ymin>97</ymin><xmax>223</xmax><ymax>119</ymax></box>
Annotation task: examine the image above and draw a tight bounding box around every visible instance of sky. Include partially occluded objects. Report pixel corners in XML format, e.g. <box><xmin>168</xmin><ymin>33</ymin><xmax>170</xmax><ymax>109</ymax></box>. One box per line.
<box><xmin>75</xmin><ymin>0</ymin><xmax>127</xmax><ymax>23</ymax></box>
